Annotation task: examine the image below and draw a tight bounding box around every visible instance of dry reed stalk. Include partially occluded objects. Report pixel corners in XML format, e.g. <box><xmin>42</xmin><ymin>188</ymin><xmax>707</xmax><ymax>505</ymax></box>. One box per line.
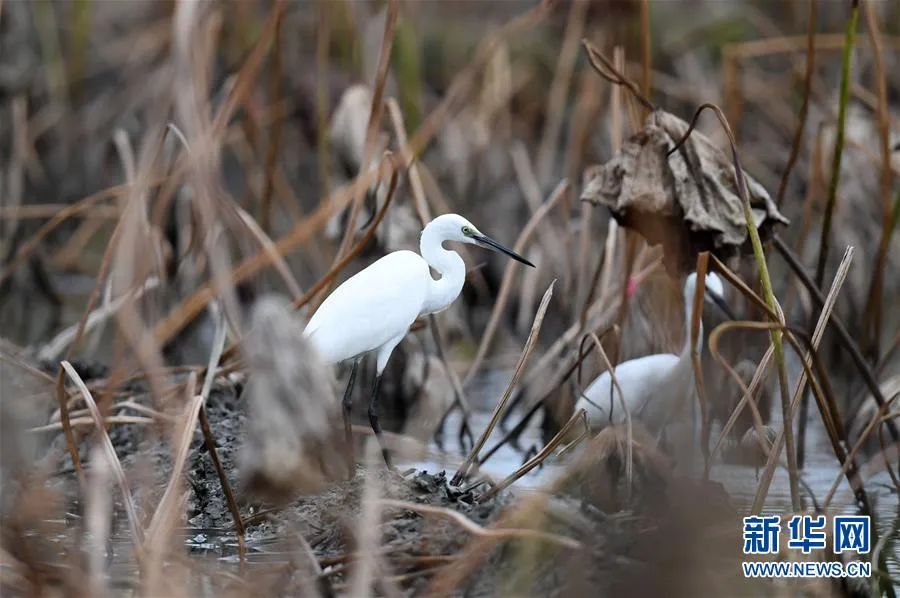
<box><xmin>348</xmin><ymin>444</ymin><xmax>384</xmax><ymax>597</ymax></box>
<box><xmin>453</xmin><ymin>281</ymin><xmax>556</xmax><ymax>486</ymax></box>
<box><xmin>427</xmin><ymin>314</ymin><xmax>475</xmax><ymax>450</ymax></box>
<box><xmin>813</xmin><ymin>0</ymin><xmax>858</xmax><ymax>289</ymax></box>
<box><xmin>0</xmin><ymin>204</ymin><xmax>119</xmax><ymax>219</ymax></box>
<box><xmin>506</xmin><ymin>283</ymin><xmax>620</xmax><ymax>423</ymax></box>
<box><xmin>511</xmin><ymin>141</ymin><xmax>568</xmax><ymax>275</ymax></box>
<box><xmin>377</xmin><ymin>499</ymin><xmax>581</xmax><ymax>550</ymax></box>
<box><xmin>386</xmin><ymin>98</ymin><xmax>430</xmax><ymax>224</ymax></box>
<box><xmin>749</xmin><ymin>246</ymin><xmax>852</xmax><ymax>513</ymax></box>
<box><xmin>463</xmin><ymin>182</ymin><xmax>569</xmax><ymax>386</ymax></box>
<box><xmin>566</xmin><ymin>66</ymin><xmax>603</xmax><ymax>180</ymax></box>
<box><xmin>144</xmin><ymin>376</ymin><xmax>202</xmax><ymax>593</ymax></box>
<box><xmin>724</xmin><ymin>31</ymin><xmax>899</xmax><ymax>59</ymax></box>
<box><xmin>53</xmin><ymin>367</ymin><xmax>83</xmax><ymax>485</ymax></box>
<box><xmin>772</xmin><ymin>236</ymin><xmax>900</xmax><ymax>444</ymax></box>
<box><xmin>479</xmin><ymin>409</ymin><xmax>589</xmax><ymax>502</ymax></box>
<box><xmin>478</xmin><ymin>327</ymin><xmax>608</xmax><ymax>466</ymax></box>
<box><xmin>333</xmin><ymin>0</ymin><xmax>398</xmax><ymax>264</ymax></box>
<box><xmin>861</xmin><ymin>0</ymin><xmax>895</xmax><ymax>359</ymax></box>
<box><xmin>536</xmin><ymin>0</ymin><xmax>588</xmax><ymax>185</ymax></box>
<box><xmin>582</xmin><ymin>40</ymin><xmax>655</xmax><ymax>113</ymax></box>
<box><xmin>0</xmin><ymin>183</ymin><xmax>133</xmax><ymax>285</ymax></box>
<box><xmin>85</xmin><ymin>442</ymin><xmax>111</xmax><ymax>598</ymax></box>
<box><xmin>49</xmin><ymin>399</ymin><xmax>173</xmax><ymax>425</ymax></box>
<box><xmin>260</xmin><ymin>12</ymin><xmax>284</xmax><ymax>234</ymax></box>
<box><xmin>426</xmin><ymin>493</ymin><xmax>581</xmax><ymax>594</ymax></box>
<box><xmin>716</xmin><ymin>316</ymin><xmax>888</xmax><ymax>591</ymax></box>
<box><xmin>707</xmin><ymin>343</ymin><xmax>775</xmax><ymax>469</ymax></box>
<box><xmin>152</xmin><ymin>151</ymin><xmax>396</xmax><ymax>348</ymax></box>
<box><xmin>38</xmin><ymin>277</ymin><xmax>160</xmax><ymax>362</ymax></box>
<box><xmin>781</xmin><ymin>125</ymin><xmax>823</xmax><ymax>321</ymax></box>
<box><xmin>1</xmin><ymin>97</ymin><xmax>26</xmax><ymax>263</ymax></box>
<box><xmin>210</xmin><ymin>1</ymin><xmax>285</xmax><ymax>138</ymax></box>
<box><xmin>774</xmin><ymin>0</ymin><xmax>817</xmax><ymax>209</ymax></box>
<box><xmin>27</xmin><ymin>416</ymin><xmax>156</xmax><ymax>433</ymax></box>
<box><xmin>201</xmin><ymin>157</ymin><xmax>401</xmax><ymax>381</ymax></box>
<box><xmin>234</xmin><ymin>205</ymin><xmax>303</xmax><ymax>299</ymax></box>
<box><xmin>668</xmin><ymin>102</ymin><xmax>800</xmax><ymax>509</ymax></box>
<box><xmin>385</xmin><ymin>97</ymin><xmax>473</xmax><ymax>445</ymax></box>
<box><xmin>822</xmin><ymin>392</ymin><xmax>899</xmax><ymax>510</ymax></box>
<box><xmin>290</xmin><ymin>157</ymin><xmax>399</xmax><ymax>312</ymax></box>
<box><xmin>171</xmin><ymin>113</ymin><xmax>303</xmax><ymax>301</ymax></box>
<box><xmin>60</xmin><ymin>361</ymin><xmax>144</xmax><ymax>548</ymax></box>
<box><xmin>691</xmin><ymin>253</ymin><xmax>713</xmax><ymax>470</ymax></box>
<box><xmin>511</xmin><ymin>147</ymin><xmax>567</xmax><ymax>325</ymax></box>
<box><xmin>640</xmin><ymin>0</ymin><xmax>651</xmax><ymax>107</ymax></box>
<box><xmin>583</xmin><ymin>331</ymin><xmax>633</xmax><ymax>495</ymax></box>
<box><xmin>316</xmin><ymin>1</ymin><xmax>332</xmax><ymax>202</ymax></box>
<box><xmin>196</xmin><ymin>305</ymin><xmax>246</xmax><ymax>560</ymax></box>
<box><xmin>49</xmin><ymin>216</ymin><xmax>106</xmax><ymax>270</ymax></box>
<box><xmin>401</xmin><ymin>0</ymin><xmax>557</xmax><ymax>166</ymax></box>
<box><xmin>289</xmin><ymin>530</ymin><xmax>328</xmax><ymax>598</ymax></box>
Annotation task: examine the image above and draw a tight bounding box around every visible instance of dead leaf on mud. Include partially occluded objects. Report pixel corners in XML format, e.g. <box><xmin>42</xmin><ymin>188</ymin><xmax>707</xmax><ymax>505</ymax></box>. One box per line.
<box><xmin>582</xmin><ymin>110</ymin><xmax>789</xmax><ymax>273</ymax></box>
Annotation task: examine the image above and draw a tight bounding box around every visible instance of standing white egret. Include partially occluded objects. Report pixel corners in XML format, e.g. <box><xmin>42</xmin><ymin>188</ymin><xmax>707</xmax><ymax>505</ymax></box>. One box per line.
<box><xmin>304</xmin><ymin>214</ymin><xmax>534</xmax><ymax>467</ymax></box>
<box><xmin>575</xmin><ymin>272</ymin><xmax>732</xmax><ymax>434</ymax></box>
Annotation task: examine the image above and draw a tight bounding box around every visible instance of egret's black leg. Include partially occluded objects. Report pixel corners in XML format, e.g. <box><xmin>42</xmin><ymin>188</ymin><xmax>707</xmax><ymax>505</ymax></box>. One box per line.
<box><xmin>367</xmin><ymin>374</ymin><xmax>393</xmax><ymax>469</ymax></box>
<box><xmin>342</xmin><ymin>360</ymin><xmax>360</xmax><ymax>475</ymax></box>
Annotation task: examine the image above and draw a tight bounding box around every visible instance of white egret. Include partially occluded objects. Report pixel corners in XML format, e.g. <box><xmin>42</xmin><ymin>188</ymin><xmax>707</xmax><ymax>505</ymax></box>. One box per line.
<box><xmin>575</xmin><ymin>272</ymin><xmax>731</xmax><ymax>434</ymax></box>
<box><xmin>304</xmin><ymin>214</ymin><xmax>534</xmax><ymax>467</ymax></box>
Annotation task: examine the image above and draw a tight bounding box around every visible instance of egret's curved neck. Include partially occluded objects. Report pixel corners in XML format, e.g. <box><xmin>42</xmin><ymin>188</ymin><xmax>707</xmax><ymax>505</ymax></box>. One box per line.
<box><xmin>419</xmin><ymin>223</ymin><xmax>466</xmax><ymax>316</ymax></box>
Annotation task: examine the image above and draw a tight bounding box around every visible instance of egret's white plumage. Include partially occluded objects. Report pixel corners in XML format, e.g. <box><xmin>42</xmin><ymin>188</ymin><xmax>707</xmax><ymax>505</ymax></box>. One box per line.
<box><xmin>305</xmin><ymin>250</ymin><xmax>431</xmax><ymax>371</ymax></box>
<box><xmin>304</xmin><ymin>213</ymin><xmax>533</xmax><ymax>467</ymax></box>
<box><xmin>576</xmin><ymin>272</ymin><xmax>726</xmax><ymax>433</ymax></box>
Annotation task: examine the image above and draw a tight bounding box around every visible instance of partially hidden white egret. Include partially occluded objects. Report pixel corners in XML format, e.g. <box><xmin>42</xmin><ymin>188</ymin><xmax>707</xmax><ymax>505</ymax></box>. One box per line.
<box><xmin>575</xmin><ymin>272</ymin><xmax>732</xmax><ymax>434</ymax></box>
<box><xmin>304</xmin><ymin>214</ymin><xmax>534</xmax><ymax>467</ymax></box>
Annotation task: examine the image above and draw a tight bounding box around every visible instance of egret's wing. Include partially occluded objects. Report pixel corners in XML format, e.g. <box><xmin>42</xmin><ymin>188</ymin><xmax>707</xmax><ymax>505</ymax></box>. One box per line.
<box><xmin>578</xmin><ymin>353</ymin><xmax>681</xmax><ymax>426</ymax></box>
<box><xmin>304</xmin><ymin>251</ymin><xmax>429</xmax><ymax>364</ymax></box>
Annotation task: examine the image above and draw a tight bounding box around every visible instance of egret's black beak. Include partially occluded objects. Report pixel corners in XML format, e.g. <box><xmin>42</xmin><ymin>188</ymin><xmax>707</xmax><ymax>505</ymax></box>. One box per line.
<box><xmin>472</xmin><ymin>233</ymin><xmax>535</xmax><ymax>267</ymax></box>
<box><xmin>707</xmin><ymin>291</ymin><xmax>736</xmax><ymax>320</ymax></box>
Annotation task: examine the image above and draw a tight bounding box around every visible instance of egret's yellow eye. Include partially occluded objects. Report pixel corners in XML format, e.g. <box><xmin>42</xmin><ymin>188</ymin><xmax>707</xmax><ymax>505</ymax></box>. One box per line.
<box><xmin>462</xmin><ymin>226</ymin><xmax>473</xmax><ymax>236</ymax></box>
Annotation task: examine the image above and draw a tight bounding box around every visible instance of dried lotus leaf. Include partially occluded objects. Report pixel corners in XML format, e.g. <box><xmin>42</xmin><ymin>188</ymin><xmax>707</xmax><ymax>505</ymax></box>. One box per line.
<box><xmin>583</xmin><ymin>110</ymin><xmax>788</xmax><ymax>273</ymax></box>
